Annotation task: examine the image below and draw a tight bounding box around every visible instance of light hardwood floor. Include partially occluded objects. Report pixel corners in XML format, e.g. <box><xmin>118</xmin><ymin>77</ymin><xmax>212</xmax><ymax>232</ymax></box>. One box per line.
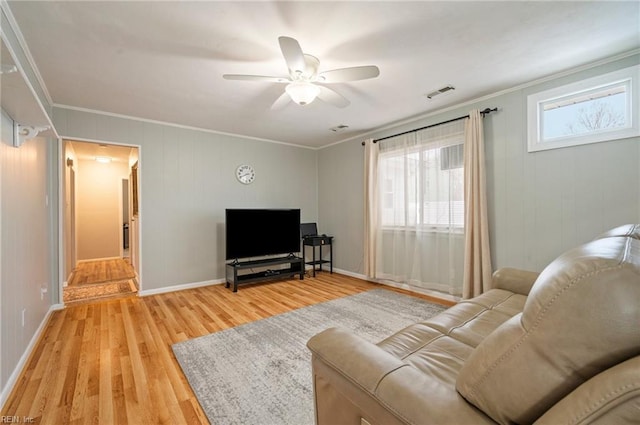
<box><xmin>68</xmin><ymin>258</ymin><xmax>136</xmax><ymax>286</ymax></box>
<box><xmin>1</xmin><ymin>273</ymin><xmax>454</xmax><ymax>424</ymax></box>
<box><xmin>64</xmin><ymin>259</ymin><xmax>138</xmax><ymax>305</ymax></box>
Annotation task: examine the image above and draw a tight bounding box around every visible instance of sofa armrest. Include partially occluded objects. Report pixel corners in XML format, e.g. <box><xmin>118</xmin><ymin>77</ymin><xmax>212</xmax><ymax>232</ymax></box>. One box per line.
<box><xmin>492</xmin><ymin>267</ymin><xmax>539</xmax><ymax>296</ymax></box>
<box><xmin>307</xmin><ymin>327</ymin><xmax>406</xmax><ymax>394</ymax></box>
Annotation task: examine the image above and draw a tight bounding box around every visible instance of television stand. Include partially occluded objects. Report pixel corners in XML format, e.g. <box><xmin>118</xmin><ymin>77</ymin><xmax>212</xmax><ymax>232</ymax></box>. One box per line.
<box><xmin>225</xmin><ymin>255</ymin><xmax>304</xmax><ymax>292</ymax></box>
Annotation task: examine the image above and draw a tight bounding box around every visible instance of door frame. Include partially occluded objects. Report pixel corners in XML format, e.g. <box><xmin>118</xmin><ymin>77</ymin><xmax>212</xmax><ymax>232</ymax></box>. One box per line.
<box><xmin>58</xmin><ymin>137</ymin><xmax>143</xmax><ymax>304</ymax></box>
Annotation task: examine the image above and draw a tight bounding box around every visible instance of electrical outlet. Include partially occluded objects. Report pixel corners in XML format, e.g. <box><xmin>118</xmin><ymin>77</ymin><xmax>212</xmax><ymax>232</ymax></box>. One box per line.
<box><xmin>41</xmin><ymin>285</ymin><xmax>48</xmax><ymax>300</ymax></box>
<box><xmin>21</xmin><ymin>308</ymin><xmax>26</xmax><ymax>327</ymax></box>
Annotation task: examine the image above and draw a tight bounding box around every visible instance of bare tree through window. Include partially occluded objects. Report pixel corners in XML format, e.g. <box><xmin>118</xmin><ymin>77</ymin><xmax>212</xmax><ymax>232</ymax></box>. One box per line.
<box><xmin>565</xmin><ymin>100</ymin><xmax>625</xmax><ymax>134</ymax></box>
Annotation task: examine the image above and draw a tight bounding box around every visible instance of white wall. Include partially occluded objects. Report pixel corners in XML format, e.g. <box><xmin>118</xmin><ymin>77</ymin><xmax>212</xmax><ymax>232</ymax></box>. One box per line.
<box><xmin>0</xmin><ymin>109</ymin><xmax>54</xmax><ymax>397</ymax></box>
<box><xmin>52</xmin><ymin>109</ymin><xmax>319</xmax><ymax>291</ymax></box>
<box><xmin>486</xmin><ymin>55</ymin><xmax>640</xmax><ymax>271</ymax></box>
<box><xmin>317</xmin><ymin>139</ymin><xmax>365</xmax><ymax>273</ymax></box>
<box><xmin>76</xmin><ymin>157</ymin><xmax>129</xmax><ymax>260</ymax></box>
<box><xmin>318</xmin><ymin>54</ymin><xmax>640</xmax><ymax>277</ymax></box>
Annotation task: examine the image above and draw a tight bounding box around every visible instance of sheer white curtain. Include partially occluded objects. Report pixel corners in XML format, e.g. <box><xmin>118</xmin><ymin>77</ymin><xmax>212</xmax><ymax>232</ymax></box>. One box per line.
<box><xmin>366</xmin><ymin>120</ymin><xmax>466</xmax><ymax>296</ymax></box>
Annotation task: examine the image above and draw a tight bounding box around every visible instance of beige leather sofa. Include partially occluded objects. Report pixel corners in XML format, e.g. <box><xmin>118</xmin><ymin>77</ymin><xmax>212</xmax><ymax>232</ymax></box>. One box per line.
<box><xmin>307</xmin><ymin>224</ymin><xmax>640</xmax><ymax>424</ymax></box>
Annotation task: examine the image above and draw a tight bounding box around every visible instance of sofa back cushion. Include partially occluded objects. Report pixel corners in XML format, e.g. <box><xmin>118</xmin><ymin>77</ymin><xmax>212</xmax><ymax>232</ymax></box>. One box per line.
<box><xmin>456</xmin><ymin>236</ymin><xmax>640</xmax><ymax>424</ymax></box>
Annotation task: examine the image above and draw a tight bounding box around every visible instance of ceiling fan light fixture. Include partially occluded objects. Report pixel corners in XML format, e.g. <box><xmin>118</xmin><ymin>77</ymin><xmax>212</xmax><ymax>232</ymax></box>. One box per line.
<box><xmin>224</xmin><ymin>37</ymin><xmax>378</xmax><ymax>109</ymax></box>
<box><xmin>286</xmin><ymin>81</ymin><xmax>320</xmax><ymax>106</ymax></box>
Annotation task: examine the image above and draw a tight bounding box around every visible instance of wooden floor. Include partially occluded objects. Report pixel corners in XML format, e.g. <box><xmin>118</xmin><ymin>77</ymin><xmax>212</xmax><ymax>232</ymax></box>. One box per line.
<box><xmin>68</xmin><ymin>258</ymin><xmax>136</xmax><ymax>286</ymax></box>
<box><xmin>64</xmin><ymin>259</ymin><xmax>138</xmax><ymax>304</ymax></box>
<box><xmin>1</xmin><ymin>273</ymin><xmax>454</xmax><ymax>425</ymax></box>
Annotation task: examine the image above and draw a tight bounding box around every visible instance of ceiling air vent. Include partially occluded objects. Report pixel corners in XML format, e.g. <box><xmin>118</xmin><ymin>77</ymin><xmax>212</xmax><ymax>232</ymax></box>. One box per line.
<box><xmin>426</xmin><ymin>85</ymin><xmax>455</xmax><ymax>99</ymax></box>
<box><xmin>330</xmin><ymin>124</ymin><xmax>349</xmax><ymax>133</ymax></box>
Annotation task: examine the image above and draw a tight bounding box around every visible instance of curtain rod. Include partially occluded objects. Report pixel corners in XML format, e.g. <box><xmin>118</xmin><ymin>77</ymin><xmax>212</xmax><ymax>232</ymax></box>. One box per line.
<box><xmin>362</xmin><ymin>107</ymin><xmax>498</xmax><ymax>145</ymax></box>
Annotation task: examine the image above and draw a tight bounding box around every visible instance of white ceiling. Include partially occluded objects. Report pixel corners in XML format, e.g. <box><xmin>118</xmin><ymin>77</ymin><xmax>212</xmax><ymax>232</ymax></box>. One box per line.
<box><xmin>6</xmin><ymin>1</ymin><xmax>640</xmax><ymax>149</ymax></box>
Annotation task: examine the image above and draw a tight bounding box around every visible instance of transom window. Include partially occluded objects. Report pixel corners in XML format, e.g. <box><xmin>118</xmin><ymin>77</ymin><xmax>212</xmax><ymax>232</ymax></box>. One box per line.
<box><xmin>527</xmin><ymin>64</ymin><xmax>639</xmax><ymax>152</ymax></box>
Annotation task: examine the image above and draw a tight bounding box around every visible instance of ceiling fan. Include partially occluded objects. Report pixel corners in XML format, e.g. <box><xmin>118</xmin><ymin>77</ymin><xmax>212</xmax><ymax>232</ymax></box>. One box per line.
<box><xmin>223</xmin><ymin>36</ymin><xmax>380</xmax><ymax>109</ymax></box>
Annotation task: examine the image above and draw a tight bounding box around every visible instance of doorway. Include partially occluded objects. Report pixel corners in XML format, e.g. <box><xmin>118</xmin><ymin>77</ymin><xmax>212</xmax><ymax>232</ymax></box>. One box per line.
<box><xmin>61</xmin><ymin>139</ymin><xmax>141</xmax><ymax>304</ymax></box>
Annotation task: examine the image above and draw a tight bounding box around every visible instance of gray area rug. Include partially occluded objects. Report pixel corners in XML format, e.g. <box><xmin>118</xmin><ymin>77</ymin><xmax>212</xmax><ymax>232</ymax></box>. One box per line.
<box><xmin>172</xmin><ymin>289</ymin><xmax>446</xmax><ymax>425</ymax></box>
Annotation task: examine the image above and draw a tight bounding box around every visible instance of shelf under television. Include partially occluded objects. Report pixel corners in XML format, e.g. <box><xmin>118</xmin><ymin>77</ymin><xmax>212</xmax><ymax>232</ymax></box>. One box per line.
<box><xmin>225</xmin><ymin>255</ymin><xmax>304</xmax><ymax>292</ymax></box>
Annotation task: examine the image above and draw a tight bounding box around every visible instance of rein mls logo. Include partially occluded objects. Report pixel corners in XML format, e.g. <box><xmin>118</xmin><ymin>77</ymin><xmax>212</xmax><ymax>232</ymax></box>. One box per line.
<box><xmin>1</xmin><ymin>417</ymin><xmax>35</xmax><ymax>424</ymax></box>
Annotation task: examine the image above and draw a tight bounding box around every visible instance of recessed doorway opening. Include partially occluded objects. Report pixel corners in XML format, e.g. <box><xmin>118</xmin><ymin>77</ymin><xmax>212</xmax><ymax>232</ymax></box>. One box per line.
<box><xmin>61</xmin><ymin>139</ymin><xmax>141</xmax><ymax>305</ymax></box>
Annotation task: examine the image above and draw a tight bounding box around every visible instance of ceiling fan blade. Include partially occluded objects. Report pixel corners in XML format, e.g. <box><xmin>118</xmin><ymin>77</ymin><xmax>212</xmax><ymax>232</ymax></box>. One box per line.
<box><xmin>278</xmin><ymin>36</ymin><xmax>306</xmax><ymax>75</ymax></box>
<box><xmin>223</xmin><ymin>74</ymin><xmax>289</xmax><ymax>83</ymax></box>
<box><xmin>317</xmin><ymin>86</ymin><xmax>350</xmax><ymax>108</ymax></box>
<box><xmin>318</xmin><ymin>65</ymin><xmax>380</xmax><ymax>83</ymax></box>
<box><xmin>271</xmin><ymin>91</ymin><xmax>291</xmax><ymax>110</ymax></box>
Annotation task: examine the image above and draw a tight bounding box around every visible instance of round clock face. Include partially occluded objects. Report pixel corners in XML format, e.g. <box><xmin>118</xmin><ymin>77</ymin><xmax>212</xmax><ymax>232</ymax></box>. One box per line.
<box><xmin>236</xmin><ymin>164</ymin><xmax>255</xmax><ymax>184</ymax></box>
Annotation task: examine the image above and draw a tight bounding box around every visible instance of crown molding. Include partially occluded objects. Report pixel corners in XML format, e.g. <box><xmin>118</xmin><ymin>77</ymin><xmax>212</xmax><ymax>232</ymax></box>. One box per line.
<box><xmin>53</xmin><ymin>104</ymin><xmax>317</xmax><ymax>150</ymax></box>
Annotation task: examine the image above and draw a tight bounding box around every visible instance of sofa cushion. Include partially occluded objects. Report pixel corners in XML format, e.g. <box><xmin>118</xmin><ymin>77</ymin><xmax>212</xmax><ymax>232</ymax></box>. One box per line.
<box><xmin>372</xmin><ymin>288</ymin><xmax>526</xmax><ymax>399</ymax></box>
<box><xmin>456</xmin><ymin>237</ymin><xmax>640</xmax><ymax>425</ymax></box>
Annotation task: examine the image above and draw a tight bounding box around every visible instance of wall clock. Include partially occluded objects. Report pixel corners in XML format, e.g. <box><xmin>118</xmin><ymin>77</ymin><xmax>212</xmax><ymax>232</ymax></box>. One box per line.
<box><xmin>236</xmin><ymin>164</ymin><xmax>255</xmax><ymax>184</ymax></box>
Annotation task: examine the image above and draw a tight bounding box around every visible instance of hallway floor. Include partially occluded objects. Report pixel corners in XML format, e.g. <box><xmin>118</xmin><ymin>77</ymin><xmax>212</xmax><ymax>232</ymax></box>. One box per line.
<box><xmin>64</xmin><ymin>258</ymin><xmax>138</xmax><ymax>305</ymax></box>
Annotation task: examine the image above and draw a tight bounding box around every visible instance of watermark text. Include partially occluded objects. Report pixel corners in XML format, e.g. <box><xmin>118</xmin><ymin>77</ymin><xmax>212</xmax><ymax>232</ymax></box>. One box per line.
<box><xmin>1</xmin><ymin>417</ymin><xmax>35</xmax><ymax>424</ymax></box>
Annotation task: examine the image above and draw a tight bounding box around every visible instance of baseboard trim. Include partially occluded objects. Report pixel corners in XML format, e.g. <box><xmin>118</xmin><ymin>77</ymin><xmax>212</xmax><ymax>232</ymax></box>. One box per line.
<box><xmin>1</xmin><ymin>303</ymin><xmax>63</xmax><ymax>409</ymax></box>
<box><xmin>138</xmin><ymin>278</ymin><xmax>225</xmax><ymax>297</ymax></box>
<box><xmin>332</xmin><ymin>267</ymin><xmax>460</xmax><ymax>304</ymax></box>
<box><xmin>139</xmin><ymin>270</ymin><xmax>365</xmax><ymax>297</ymax></box>
<box><xmin>332</xmin><ymin>267</ymin><xmax>368</xmax><ymax>280</ymax></box>
<box><xmin>371</xmin><ymin>279</ymin><xmax>460</xmax><ymax>303</ymax></box>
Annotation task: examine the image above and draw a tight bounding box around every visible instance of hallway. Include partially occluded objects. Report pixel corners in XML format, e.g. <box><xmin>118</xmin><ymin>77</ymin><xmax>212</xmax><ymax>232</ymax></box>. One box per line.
<box><xmin>64</xmin><ymin>258</ymin><xmax>138</xmax><ymax>304</ymax></box>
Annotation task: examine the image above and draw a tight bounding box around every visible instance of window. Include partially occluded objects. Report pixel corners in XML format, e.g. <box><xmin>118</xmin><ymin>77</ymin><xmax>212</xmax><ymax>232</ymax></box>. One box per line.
<box><xmin>527</xmin><ymin>64</ymin><xmax>639</xmax><ymax>152</ymax></box>
<box><xmin>379</xmin><ymin>140</ymin><xmax>464</xmax><ymax>230</ymax></box>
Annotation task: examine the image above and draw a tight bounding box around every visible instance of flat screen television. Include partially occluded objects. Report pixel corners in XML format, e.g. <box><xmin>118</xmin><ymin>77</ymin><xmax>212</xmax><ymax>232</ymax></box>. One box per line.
<box><xmin>225</xmin><ymin>208</ymin><xmax>301</xmax><ymax>260</ymax></box>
